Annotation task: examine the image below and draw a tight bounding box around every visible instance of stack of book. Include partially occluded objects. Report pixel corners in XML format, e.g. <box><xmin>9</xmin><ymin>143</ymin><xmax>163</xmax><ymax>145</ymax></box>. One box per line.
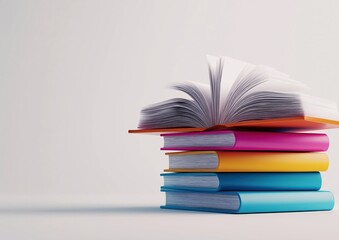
<box><xmin>130</xmin><ymin>56</ymin><xmax>339</xmax><ymax>214</ymax></box>
<box><xmin>159</xmin><ymin>130</ymin><xmax>334</xmax><ymax>213</ymax></box>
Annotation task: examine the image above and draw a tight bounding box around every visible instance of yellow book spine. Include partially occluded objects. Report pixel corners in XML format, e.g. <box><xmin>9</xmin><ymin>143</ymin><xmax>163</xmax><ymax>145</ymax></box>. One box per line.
<box><xmin>216</xmin><ymin>152</ymin><xmax>329</xmax><ymax>172</ymax></box>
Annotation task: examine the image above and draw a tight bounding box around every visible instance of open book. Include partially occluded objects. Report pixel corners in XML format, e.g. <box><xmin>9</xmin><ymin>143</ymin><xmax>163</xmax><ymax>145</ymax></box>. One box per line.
<box><xmin>133</xmin><ymin>56</ymin><xmax>339</xmax><ymax>133</ymax></box>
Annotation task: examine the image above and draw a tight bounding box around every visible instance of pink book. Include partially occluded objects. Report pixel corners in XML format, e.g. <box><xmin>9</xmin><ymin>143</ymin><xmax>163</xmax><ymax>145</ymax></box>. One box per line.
<box><xmin>160</xmin><ymin>131</ymin><xmax>329</xmax><ymax>152</ymax></box>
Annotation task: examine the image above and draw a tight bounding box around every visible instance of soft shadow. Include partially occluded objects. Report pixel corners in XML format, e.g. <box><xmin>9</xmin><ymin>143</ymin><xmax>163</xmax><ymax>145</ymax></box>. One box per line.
<box><xmin>1</xmin><ymin>205</ymin><xmax>335</xmax><ymax>215</ymax></box>
<box><xmin>0</xmin><ymin>206</ymin><xmax>166</xmax><ymax>215</ymax></box>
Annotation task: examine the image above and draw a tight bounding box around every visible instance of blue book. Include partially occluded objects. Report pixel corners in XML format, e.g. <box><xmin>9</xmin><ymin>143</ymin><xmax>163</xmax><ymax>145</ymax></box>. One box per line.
<box><xmin>161</xmin><ymin>189</ymin><xmax>335</xmax><ymax>214</ymax></box>
<box><xmin>161</xmin><ymin>172</ymin><xmax>322</xmax><ymax>191</ymax></box>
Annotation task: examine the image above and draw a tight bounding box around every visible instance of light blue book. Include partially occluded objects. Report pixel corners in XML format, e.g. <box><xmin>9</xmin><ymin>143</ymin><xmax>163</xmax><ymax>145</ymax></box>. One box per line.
<box><xmin>161</xmin><ymin>189</ymin><xmax>335</xmax><ymax>214</ymax></box>
<box><xmin>161</xmin><ymin>172</ymin><xmax>322</xmax><ymax>191</ymax></box>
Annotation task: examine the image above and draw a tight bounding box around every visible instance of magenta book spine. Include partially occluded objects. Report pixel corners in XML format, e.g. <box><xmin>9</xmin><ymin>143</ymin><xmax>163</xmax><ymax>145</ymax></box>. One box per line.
<box><xmin>232</xmin><ymin>131</ymin><xmax>329</xmax><ymax>151</ymax></box>
<box><xmin>160</xmin><ymin>131</ymin><xmax>329</xmax><ymax>151</ymax></box>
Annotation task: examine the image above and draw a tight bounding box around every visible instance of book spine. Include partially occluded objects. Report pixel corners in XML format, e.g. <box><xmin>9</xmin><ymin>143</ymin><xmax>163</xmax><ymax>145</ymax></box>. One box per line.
<box><xmin>238</xmin><ymin>191</ymin><xmax>334</xmax><ymax>213</ymax></box>
<box><xmin>216</xmin><ymin>152</ymin><xmax>329</xmax><ymax>172</ymax></box>
<box><xmin>217</xmin><ymin>172</ymin><xmax>322</xmax><ymax>191</ymax></box>
<box><xmin>233</xmin><ymin>131</ymin><xmax>329</xmax><ymax>151</ymax></box>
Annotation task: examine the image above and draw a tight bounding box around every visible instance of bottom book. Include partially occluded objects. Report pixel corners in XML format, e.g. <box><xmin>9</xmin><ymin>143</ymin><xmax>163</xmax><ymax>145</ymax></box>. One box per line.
<box><xmin>161</xmin><ymin>189</ymin><xmax>335</xmax><ymax>214</ymax></box>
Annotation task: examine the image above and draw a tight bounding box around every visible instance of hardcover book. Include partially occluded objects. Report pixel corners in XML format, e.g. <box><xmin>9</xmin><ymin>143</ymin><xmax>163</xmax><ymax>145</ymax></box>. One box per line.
<box><xmin>164</xmin><ymin>151</ymin><xmax>329</xmax><ymax>172</ymax></box>
<box><xmin>161</xmin><ymin>172</ymin><xmax>322</xmax><ymax>191</ymax></box>
<box><xmin>161</xmin><ymin>189</ymin><xmax>335</xmax><ymax>214</ymax></box>
<box><xmin>161</xmin><ymin>130</ymin><xmax>329</xmax><ymax>151</ymax></box>
<box><xmin>130</xmin><ymin>56</ymin><xmax>339</xmax><ymax>133</ymax></box>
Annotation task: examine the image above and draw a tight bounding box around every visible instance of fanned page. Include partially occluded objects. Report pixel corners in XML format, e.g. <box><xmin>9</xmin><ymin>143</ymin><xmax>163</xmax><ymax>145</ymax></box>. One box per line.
<box><xmin>133</xmin><ymin>56</ymin><xmax>339</xmax><ymax>133</ymax></box>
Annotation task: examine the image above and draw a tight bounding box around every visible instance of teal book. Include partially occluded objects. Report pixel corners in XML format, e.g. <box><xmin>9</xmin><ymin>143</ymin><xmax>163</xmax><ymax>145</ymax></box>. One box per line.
<box><xmin>161</xmin><ymin>189</ymin><xmax>335</xmax><ymax>214</ymax></box>
<box><xmin>161</xmin><ymin>172</ymin><xmax>322</xmax><ymax>191</ymax></box>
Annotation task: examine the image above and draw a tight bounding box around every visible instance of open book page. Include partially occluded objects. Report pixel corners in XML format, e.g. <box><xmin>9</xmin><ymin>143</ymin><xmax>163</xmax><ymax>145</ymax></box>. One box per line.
<box><xmin>138</xmin><ymin>55</ymin><xmax>339</xmax><ymax>129</ymax></box>
<box><xmin>207</xmin><ymin>55</ymin><xmax>223</xmax><ymax>125</ymax></box>
<box><xmin>139</xmin><ymin>80</ymin><xmax>213</xmax><ymax>129</ymax></box>
<box><xmin>219</xmin><ymin>57</ymin><xmax>248</xmax><ymax>122</ymax></box>
<box><xmin>219</xmin><ymin>64</ymin><xmax>311</xmax><ymax>123</ymax></box>
<box><xmin>300</xmin><ymin>93</ymin><xmax>339</xmax><ymax>120</ymax></box>
<box><xmin>171</xmin><ymin>81</ymin><xmax>212</xmax><ymax>126</ymax></box>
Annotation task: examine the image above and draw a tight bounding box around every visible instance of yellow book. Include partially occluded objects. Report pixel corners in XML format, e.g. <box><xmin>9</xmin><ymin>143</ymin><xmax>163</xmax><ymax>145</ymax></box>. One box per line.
<box><xmin>164</xmin><ymin>151</ymin><xmax>329</xmax><ymax>172</ymax></box>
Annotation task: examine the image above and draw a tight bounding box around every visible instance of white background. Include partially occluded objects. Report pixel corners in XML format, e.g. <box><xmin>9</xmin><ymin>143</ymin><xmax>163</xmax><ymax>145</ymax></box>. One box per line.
<box><xmin>1</xmin><ymin>0</ymin><xmax>339</xmax><ymax>239</ymax></box>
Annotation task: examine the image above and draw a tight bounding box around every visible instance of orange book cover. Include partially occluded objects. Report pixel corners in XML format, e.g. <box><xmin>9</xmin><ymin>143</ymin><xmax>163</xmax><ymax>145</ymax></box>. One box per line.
<box><xmin>128</xmin><ymin>116</ymin><xmax>339</xmax><ymax>134</ymax></box>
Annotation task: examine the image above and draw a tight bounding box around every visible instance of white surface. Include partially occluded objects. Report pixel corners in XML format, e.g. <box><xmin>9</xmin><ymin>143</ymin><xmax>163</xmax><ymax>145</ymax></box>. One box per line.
<box><xmin>2</xmin><ymin>211</ymin><xmax>338</xmax><ymax>240</ymax></box>
<box><xmin>1</xmin><ymin>1</ymin><xmax>339</xmax><ymax>239</ymax></box>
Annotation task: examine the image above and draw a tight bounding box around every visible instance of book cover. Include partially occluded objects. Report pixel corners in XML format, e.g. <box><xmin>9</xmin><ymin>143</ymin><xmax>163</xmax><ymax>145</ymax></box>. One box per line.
<box><xmin>161</xmin><ymin>172</ymin><xmax>322</xmax><ymax>191</ymax></box>
<box><xmin>129</xmin><ymin>116</ymin><xmax>339</xmax><ymax>134</ymax></box>
<box><xmin>161</xmin><ymin>189</ymin><xmax>335</xmax><ymax>214</ymax></box>
<box><xmin>160</xmin><ymin>130</ymin><xmax>329</xmax><ymax>151</ymax></box>
<box><xmin>165</xmin><ymin>151</ymin><xmax>329</xmax><ymax>172</ymax></box>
